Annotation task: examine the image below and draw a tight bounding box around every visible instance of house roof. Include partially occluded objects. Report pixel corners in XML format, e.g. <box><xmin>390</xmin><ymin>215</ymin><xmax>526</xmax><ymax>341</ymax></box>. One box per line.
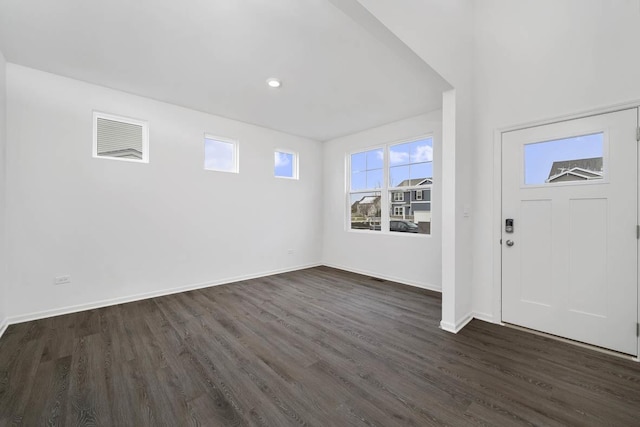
<box><xmin>546</xmin><ymin>157</ymin><xmax>604</xmax><ymax>182</ymax></box>
<box><xmin>395</xmin><ymin>178</ymin><xmax>432</xmax><ymax>187</ymax></box>
<box><xmin>546</xmin><ymin>168</ymin><xmax>603</xmax><ymax>182</ymax></box>
<box><xmin>547</xmin><ymin>157</ymin><xmax>602</xmax><ymax>178</ymax></box>
<box><xmin>358</xmin><ymin>196</ymin><xmax>380</xmax><ymax>204</ymax></box>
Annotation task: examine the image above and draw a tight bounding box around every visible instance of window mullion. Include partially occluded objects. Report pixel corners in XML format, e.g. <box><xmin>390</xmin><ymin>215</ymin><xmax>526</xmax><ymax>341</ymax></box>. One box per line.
<box><xmin>381</xmin><ymin>146</ymin><xmax>390</xmax><ymax>233</ymax></box>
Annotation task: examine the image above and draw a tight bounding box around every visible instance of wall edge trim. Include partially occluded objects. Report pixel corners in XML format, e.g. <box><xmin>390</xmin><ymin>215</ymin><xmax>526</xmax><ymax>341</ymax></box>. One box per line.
<box><xmin>322</xmin><ymin>262</ymin><xmax>442</xmax><ymax>293</ymax></box>
<box><xmin>6</xmin><ymin>263</ymin><xmax>322</xmax><ymax>325</ymax></box>
<box><xmin>472</xmin><ymin>311</ymin><xmax>496</xmax><ymax>324</ymax></box>
<box><xmin>440</xmin><ymin>311</ymin><xmax>473</xmax><ymax>333</ymax></box>
<box><xmin>0</xmin><ymin>318</ymin><xmax>8</xmax><ymax>340</ymax></box>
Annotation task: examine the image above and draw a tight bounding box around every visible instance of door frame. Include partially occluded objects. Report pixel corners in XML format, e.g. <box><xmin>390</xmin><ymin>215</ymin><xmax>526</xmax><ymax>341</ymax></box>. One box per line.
<box><xmin>493</xmin><ymin>101</ymin><xmax>640</xmax><ymax>360</ymax></box>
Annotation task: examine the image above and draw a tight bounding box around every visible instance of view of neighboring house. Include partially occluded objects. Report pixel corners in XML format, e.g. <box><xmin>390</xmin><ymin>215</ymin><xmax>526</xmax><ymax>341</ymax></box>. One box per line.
<box><xmin>390</xmin><ymin>178</ymin><xmax>432</xmax><ymax>224</ymax></box>
<box><xmin>546</xmin><ymin>157</ymin><xmax>603</xmax><ymax>183</ymax></box>
<box><xmin>351</xmin><ymin>195</ymin><xmax>381</xmax><ymax>218</ymax></box>
<box><xmin>350</xmin><ymin>178</ymin><xmax>432</xmax><ymax>233</ymax></box>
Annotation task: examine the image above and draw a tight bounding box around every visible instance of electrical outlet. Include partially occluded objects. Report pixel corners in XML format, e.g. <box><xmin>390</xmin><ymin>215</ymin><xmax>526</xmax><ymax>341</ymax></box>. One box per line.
<box><xmin>54</xmin><ymin>275</ymin><xmax>71</xmax><ymax>285</ymax></box>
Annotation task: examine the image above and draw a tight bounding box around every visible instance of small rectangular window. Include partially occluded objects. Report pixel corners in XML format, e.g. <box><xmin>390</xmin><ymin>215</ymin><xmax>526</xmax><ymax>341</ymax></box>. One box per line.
<box><xmin>93</xmin><ymin>112</ymin><xmax>148</xmax><ymax>163</ymax></box>
<box><xmin>524</xmin><ymin>132</ymin><xmax>603</xmax><ymax>185</ymax></box>
<box><xmin>204</xmin><ymin>135</ymin><xmax>238</xmax><ymax>173</ymax></box>
<box><xmin>275</xmin><ymin>150</ymin><xmax>298</xmax><ymax>179</ymax></box>
<box><xmin>393</xmin><ymin>206</ymin><xmax>404</xmax><ymax>216</ymax></box>
<box><xmin>393</xmin><ymin>192</ymin><xmax>404</xmax><ymax>202</ymax></box>
<box><xmin>415</xmin><ymin>190</ymin><xmax>423</xmax><ymax>200</ymax></box>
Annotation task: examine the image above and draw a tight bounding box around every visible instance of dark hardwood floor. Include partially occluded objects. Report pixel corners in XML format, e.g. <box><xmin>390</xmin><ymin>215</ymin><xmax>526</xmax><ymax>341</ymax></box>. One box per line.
<box><xmin>1</xmin><ymin>266</ymin><xmax>640</xmax><ymax>426</ymax></box>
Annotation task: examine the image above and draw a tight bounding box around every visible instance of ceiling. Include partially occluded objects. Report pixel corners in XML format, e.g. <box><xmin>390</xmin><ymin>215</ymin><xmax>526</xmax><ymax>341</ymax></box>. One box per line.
<box><xmin>0</xmin><ymin>0</ymin><xmax>450</xmax><ymax>141</ymax></box>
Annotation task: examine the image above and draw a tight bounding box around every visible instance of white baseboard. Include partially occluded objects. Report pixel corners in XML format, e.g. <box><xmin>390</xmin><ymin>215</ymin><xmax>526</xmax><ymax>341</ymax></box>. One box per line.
<box><xmin>440</xmin><ymin>312</ymin><xmax>500</xmax><ymax>334</ymax></box>
<box><xmin>472</xmin><ymin>311</ymin><xmax>496</xmax><ymax>324</ymax></box>
<box><xmin>440</xmin><ymin>311</ymin><xmax>474</xmax><ymax>334</ymax></box>
<box><xmin>323</xmin><ymin>262</ymin><xmax>441</xmax><ymax>293</ymax></box>
<box><xmin>7</xmin><ymin>263</ymin><xmax>321</xmax><ymax>326</ymax></box>
<box><xmin>0</xmin><ymin>263</ymin><xmax>502</xmax><ymax>341</ymax></box>
<box><xmin>0</xmin><ymin>317</ymin><xmax>8</xmax><ymax>341</ymax></box>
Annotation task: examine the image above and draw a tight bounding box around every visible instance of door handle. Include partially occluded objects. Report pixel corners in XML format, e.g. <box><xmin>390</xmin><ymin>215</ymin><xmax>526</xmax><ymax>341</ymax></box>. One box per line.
<box><xmin>506</xmin><ymin>240</ymin><xmax>514</xmax><ymax>247</ymax></box>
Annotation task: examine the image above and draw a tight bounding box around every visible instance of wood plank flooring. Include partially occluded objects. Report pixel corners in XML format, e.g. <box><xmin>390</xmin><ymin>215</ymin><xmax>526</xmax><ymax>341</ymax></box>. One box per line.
<box><xmin>1</xmin><ymin>266</ymin><xmax>640</xmax><ymax>426</ymax></box>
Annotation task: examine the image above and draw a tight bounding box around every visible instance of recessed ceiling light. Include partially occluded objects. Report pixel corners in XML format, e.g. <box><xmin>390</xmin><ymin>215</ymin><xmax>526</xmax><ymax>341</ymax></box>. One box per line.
<box><xmin>266</xmin><ymin>78</ymin><xmax>281</xmax><ymax>88</ymax></box>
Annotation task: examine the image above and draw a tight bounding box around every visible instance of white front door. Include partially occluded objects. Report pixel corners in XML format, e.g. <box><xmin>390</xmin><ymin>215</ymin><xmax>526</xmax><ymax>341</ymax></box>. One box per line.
<box><xmin>502</xmin><ymin>108</ymin><xmax>638</xmax><ymax>355</ymax></box>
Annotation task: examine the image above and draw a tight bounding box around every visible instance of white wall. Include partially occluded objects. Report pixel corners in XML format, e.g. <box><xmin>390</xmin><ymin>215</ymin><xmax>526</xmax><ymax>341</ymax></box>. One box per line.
<box><xmin>0</xmin><ymin>51</ymin><xmax>7</xmax><ymax>334</ymax></box>
<box><xmin>472</xmin><ymin>0</ymin><xmax>640</xmax><ymax>320</ymax></box>
<box><xmin>358</xmin><ymin>0</ymin><xmax>475</xmax><ymax>329</ymax></box>
<box><xmin>323</xmin><ymin>111</ymin><xmax>442</xmax><ymax>290</ymax></box>
<box><xmin>5</xmin><ymin>64</ymin><xmax>323</xmax><ymax>320</ymax></box>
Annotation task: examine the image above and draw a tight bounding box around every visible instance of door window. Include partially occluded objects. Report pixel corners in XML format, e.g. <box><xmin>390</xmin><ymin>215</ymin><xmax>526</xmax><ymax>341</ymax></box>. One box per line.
<box><xmin>524</xmin><ymin>132</ymin><xmax>604</xmax><ymax>185</ymax></box>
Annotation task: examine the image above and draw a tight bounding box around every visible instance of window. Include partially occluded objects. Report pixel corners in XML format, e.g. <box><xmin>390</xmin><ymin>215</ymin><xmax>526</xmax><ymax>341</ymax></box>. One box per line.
<box><xmin>348</xmin><ymin>137</ymin><xmax>433</xmax><ymax>235</ymax></box>
<box><xmin>349</xmin><ymin>148</ymin><xmax>383</xmax><ymax>231</ymax></box>
<box><xmin>93</xmin><ymin>112</ymin><xmax>148</xmax><ymax>163</ymax></box>
<box><xmin>524</xmin><ymin>132</ymin><xmax>604</xmax><ymax>185</ymax></box>
<box><xmin>388</xmin><ymin>138</ymin><xmax>432</xmax><ymax>234</ymax></box>
<box><xmin>204</xmin><ymin>135</ymin><xmax>238</xmax><ymax>173</ymax></box>
<box><xmin>275</xmin><ymin>150</ymin><xmax>298</xmax><ymax>179</ymax></box>
<box><xmin>392</xmin><ymin>192</ymin><xmax>404</xmax><ymax>202</ymax></box>
<box><xmin>351</xmin><ymin>148</ymin><xmax>383</xmax><ymax>191</ymax></box>
<box><xmin>389</xmin><ymin>138</ymin><xmax>433</xmax><ymax>187</ymax></box>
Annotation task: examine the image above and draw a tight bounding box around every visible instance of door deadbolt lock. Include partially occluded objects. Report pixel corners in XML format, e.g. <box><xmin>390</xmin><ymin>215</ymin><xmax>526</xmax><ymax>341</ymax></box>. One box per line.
<box><xmin>505</xmin><ymin>218</ymin><xmax>514</xmax><ymax>233</ymax></box>
<box><xmin>506</xmin><ymin>240</ymin><xmax>514</xmax><ymax>247</ymax></box>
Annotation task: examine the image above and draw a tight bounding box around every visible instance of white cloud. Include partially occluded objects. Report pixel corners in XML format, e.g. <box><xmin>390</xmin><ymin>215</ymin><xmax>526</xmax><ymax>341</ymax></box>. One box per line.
<box><xmin>412</xmin><ymin>144</ymin><xmax>433</xmax><ymax>162</ymax></box>
<box><xmin>389</xmin><ymin>149</ymin><xmax>409</xmax><ymax>165</ymax></box>
<box><xmin>275</xmin><ymin>152</ymin><xmax>291</xmax><ymax>167</ymax></box>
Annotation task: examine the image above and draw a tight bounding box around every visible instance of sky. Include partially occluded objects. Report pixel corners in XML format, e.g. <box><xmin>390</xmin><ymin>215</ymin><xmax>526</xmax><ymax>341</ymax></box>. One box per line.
<box><xmin>524</xmin><ymin>133</ymin><xmax>603</xmax><ymax>185</ymax></box>
<box><xmin>351</xmin><ymin>138</ymin><xmax>433</xmax><ymax>190</ymax></box>
<box><xmin>275</xmin><ymin>151</ymin><xmax>294</xmax><ymax>177</ymax></box>
<box><xmin>204</xmin><ymin>138</ymin><xmax>235</xmax><ymax>171</ymax></box>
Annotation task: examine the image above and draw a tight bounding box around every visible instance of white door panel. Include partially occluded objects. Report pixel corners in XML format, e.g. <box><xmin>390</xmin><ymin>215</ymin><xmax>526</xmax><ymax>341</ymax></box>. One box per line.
<box><xmin>502</xmin><ymin>108</ymin><xmax>638</xmax><ymax>355</ymax></box>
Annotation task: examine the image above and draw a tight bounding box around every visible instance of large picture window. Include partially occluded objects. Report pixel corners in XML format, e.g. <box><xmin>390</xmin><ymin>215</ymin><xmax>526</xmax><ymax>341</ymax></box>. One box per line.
<box><xmin>348</xmin><ymin>137</ymin><xmax>433</xmax><ymax>235</ymax></box>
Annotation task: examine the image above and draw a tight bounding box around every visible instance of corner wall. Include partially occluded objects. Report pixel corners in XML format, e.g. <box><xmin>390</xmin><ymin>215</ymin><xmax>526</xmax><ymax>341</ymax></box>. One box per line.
<box><xmin>323</xmin><ymin>111</ymin><xmax>442</xmax><ymax>290</ymax></box>
<box><xmin>358</xmin><ymin>0</ymin><xmax>476</xmax><ymax>329</ymax></box>
<box><xmin>5</xmin><ymin>64</ymin><xmax>323</xmax><ymax>321</ymax></box>
<box><xmin>0</xmin><ymin>51</ymin><xmax>7</xmax><ymax>335</ymax></box>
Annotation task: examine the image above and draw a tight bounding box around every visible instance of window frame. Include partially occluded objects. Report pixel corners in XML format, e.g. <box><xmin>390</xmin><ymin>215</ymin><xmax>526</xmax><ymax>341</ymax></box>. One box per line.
<box><xmin>92</xmin><ymin>111</ymin><xmax>149</xmax><ymax>163</ymax></box>
<box><xmin>393</xmin><ymin>192</ymin><xmax>404</xmax><ymax>202</ymax></box>
<box><xmin>347</xmin><ymin>134</ymin><xmax>433</xmax><ymax>236</ymax></box>
<box><xmin>204</xmin><ymin>133</ymin><xmax>239</xmax><ymax>174</ymax></box>
<box><xmin>274</xmin><ymin>149</ymin><xmax>299</xmax><ymax>180</ymax></box>
<box><xmin>415</xmin><ymin>190</ymin><xmax>423</xmax><ymax>201</ymax></box>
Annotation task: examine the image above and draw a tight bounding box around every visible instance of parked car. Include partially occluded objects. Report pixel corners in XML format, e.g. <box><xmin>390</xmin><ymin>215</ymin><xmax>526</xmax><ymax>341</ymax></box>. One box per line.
<box><xmin>390</xmin><ymin>220</ymin><xmax>419</xmax><ymax>233</ymax></box>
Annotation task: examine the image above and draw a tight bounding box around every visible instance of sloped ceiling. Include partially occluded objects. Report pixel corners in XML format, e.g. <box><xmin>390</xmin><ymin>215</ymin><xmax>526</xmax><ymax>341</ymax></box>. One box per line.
<box><xmin>0</xmin><ymin>0</ymin><xmax>450</xmax><ymax>141</ymax></box>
